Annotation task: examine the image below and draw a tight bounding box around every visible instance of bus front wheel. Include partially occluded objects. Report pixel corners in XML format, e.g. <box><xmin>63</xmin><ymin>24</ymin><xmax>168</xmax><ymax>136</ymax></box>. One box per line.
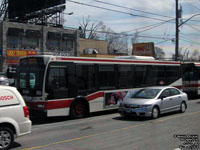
<box><xmin>70</xmin><ymin>100</ymin><xmax>89</xmax><ymax>119</ymax></box>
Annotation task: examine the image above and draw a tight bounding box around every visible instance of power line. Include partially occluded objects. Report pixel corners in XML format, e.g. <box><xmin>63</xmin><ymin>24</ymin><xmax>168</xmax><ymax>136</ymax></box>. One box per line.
<box><xmin>123</xmin><ymin>18</ymin><xmax>175</xmax><ymax>33</ymax></box>
<box><xmin>180</xmin><ymin>32</ymin><xmax>200</xmax><ymax>37</ymax></box>
<box><xmin>155</xmin><ymin>39</ymin><xmax>172</xmax><ymax>45</ymax></box>
<box><xmin>93</xmin><ymin>0</ymin><xmax>174</xmax><ymax>19</ymax></box>
<box><xmin>65</xmin><ymin>0</ymin><xmax>174</xmax><ymax>22</ymax></box>
<box><xmin>82</xmin><ymin>27</ymin><xmax>174</xmax><ymax>41</ymax></box>
<box><xmin>185</xmin><ymin>24</ymin><xmax>200</xmax><ymax>32</ymax></box>
<box><xmin>180</xmin><ymin>37</ymin><xmax>200</xmax><ymax>45</ymax></box>
<box><xmin>183</xmin><ymin>1</ymin><xmax>200</xmax><ymax>11</ymax></box>
<box><xmin>132</xmin><ymin>19</ymin><xmax>175</xmax><ymax>34</ymax></box>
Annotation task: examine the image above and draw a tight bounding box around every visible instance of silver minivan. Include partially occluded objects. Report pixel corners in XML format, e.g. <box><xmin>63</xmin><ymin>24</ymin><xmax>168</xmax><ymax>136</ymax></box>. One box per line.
<box><xmin>119</xmin><ymin>86</ymin><xmax>188</xmax><ymax>119</ymax></box>
<box><xmin>0</xmin><ymin>86</ymin><xmax>32</xmax><ymax>149</ymax></box>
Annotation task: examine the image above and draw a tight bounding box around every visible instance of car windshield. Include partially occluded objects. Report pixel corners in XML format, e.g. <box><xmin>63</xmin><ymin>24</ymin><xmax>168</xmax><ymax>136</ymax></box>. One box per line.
<box><xmin>131</xmin><ymin>89</ymin><xmax>161</xmax><ymax>99</ymax></box>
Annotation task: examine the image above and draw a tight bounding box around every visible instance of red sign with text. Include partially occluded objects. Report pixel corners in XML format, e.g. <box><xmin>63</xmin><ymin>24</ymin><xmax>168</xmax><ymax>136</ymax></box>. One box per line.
<box><xmin>6</xmin><ymin>50</ymin><xmax>37</xmax><ymax>64</ymax></box>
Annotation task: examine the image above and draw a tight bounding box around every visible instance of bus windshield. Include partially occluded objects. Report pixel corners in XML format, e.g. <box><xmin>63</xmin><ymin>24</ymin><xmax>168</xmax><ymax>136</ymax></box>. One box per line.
<box><xmin>16</xmin><ymin>58</ymin><xmax>45</xmax><ymax>97</ymax></box>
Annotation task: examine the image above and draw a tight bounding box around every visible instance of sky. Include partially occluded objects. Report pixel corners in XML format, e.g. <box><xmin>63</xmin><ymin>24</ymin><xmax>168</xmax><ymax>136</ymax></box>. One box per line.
<box><xmin>63</xmin><ymin>0</ymin><xmax>200</xmax><ymax>58</ymax></box>
<box><xmin>0</xmin><ymin>0</ymin><xmax>199</xmax><ymax>58</ymax></box>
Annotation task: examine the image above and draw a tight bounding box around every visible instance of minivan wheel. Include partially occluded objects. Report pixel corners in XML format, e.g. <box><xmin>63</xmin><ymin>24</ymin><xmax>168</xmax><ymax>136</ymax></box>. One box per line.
<box><xmin>0</xmin><ymin>127</ymin><xmax>14</xmax><ymax>150</ymax></box>
<box><xmin>152</xmin><ymin>107</ymin><xmax>159</xmax><ymax>119</ymax></box>
<box><xmin>180</xmin><ymin>102</ymin><xmax>186</xmax><ymax>113</ymax></box>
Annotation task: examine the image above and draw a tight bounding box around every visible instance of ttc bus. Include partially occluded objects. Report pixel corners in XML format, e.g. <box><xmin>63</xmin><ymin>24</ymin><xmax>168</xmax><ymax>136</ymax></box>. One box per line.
<box><xmin>15</xmin><ymin>55</ymin><xmax>182</xmax><ymax>118</ymax></box>
<box><xmin>182</xmin><ymin>62</ymin><xmax>200</xmax><ymax>96</ymax></box>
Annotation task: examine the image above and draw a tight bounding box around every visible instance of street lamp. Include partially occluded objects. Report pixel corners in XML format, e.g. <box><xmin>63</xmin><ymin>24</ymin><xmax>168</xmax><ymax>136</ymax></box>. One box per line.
<box><xmin>179</xmin><ymin>14</ymin><xmax>200</xmax><ymax>27</ymax></box>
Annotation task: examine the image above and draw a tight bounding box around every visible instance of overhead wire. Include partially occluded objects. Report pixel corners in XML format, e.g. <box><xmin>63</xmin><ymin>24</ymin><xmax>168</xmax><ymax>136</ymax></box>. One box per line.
<box><xmin>65</xmin><ymin>0</ymin><xmax>178</xmax><ymax>41</ymax></box>
<box><xmin>65</xmin><ymin>0</ymin><xmax>200</xmax><ymax>48</ymax></box>
<box><xmin>123</xmin><ymin>18</ymin><xmax>175</xmax><ymax>33</ymax></box>
<box><xmin>65</xmin><ymin>0</ymin><xmax>175</xmax><ymax>22</ymax></box>
<box><xmin>180</xmin><ymin>37</ymin><xmax>200</xmax><ymax>45</ymax></box>
<box><xmin>65</xmin><ymin>0</ymin><xmax>176</xmax><ymax>41</ymax></box>
<box><xmin>180</xmin><ymin>32</ymin><xmax>200</xmax><ymax>37</ymax></box>
<box><xmin>92</xmin><ymin>0</ymin><xmax>174</xmax><ymax>19</ymax></box>
<box><xmin>185</xmin><ymin>24</ymin><xmax>200</xmax><ymax>32</ymax></box>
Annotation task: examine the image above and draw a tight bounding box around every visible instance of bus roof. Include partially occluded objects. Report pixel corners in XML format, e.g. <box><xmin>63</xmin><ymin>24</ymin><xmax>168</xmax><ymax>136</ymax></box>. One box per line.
<box><xmin>181</xmin><ymin>62</ymin><xmax>200</xmax><ymax>67</ymax></box>
<box><xmin>19</xmin><ymin>55</ymin><xmax>181</xmax><ymax>66</ymax></box>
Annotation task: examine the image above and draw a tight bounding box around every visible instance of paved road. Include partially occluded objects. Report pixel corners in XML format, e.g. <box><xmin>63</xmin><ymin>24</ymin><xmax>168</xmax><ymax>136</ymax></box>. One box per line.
<box><xmin>12</xmin><ymin>99</ymin><xmax>200</xmax><ymax>150</ymax></box>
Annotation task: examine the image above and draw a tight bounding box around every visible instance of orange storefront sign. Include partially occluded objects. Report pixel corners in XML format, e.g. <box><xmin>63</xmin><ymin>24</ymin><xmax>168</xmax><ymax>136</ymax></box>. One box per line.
<box><xmin>6</xmin><ymin>50</ymin><xmax>37</xmax><ymax>65</ymax></box>
<box><xmin>6</xmin><ymin>50</ymin><xmax>37</xmax><ymax>57</ymax></box>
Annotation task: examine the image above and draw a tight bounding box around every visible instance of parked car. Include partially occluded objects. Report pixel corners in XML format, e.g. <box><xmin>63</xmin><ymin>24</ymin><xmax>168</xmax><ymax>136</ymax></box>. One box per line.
<box><xmin>119</xmin><ymin>86</ymin><xmax>188</xmax><ymax>119</ymax></box>
<box><xmin>0</xmin><ymin>86</ymin><xmax>32</xmax><ymax>149</ymax></box>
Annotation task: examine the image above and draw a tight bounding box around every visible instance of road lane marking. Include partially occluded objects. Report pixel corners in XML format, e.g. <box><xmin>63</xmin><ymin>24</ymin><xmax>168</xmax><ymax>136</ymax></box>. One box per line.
<box><xmin>23</xmin><ymin>110</ymin><xmax>200</xmax><ymax>150</ymax></box>
<box><xmin>154</xmin><ymin>110</ymin><xmax>200</xmax><ymax>123</ymax></box>
<box><xmin>23</xmin><ymin>123</ymin><xmax>147</xmax><ymax>150</ymax></box>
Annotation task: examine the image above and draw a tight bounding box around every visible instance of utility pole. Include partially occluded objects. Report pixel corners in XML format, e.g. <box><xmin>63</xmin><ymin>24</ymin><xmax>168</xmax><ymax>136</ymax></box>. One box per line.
<box><xmin>175</xmin><ymin>0</ymin><xmax>179</xmax><ymax>61</ymax></box>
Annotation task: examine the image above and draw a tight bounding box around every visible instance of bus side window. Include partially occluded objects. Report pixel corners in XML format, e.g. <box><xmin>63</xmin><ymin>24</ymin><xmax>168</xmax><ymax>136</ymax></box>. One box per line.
<box><xmin>46</xmin><ymin>66</ymin><xmax>68</xmax><ymax>99</ymax></box>
<box><xmin>118</xmin><ymin>65</ymin><xmax>133</xmax><ymax>88</ymax></box>
<box><xmin>98</xmin><ymin>65</ymin><xmax>116</xmax><ymax>90</ymax></box>
<box><xmin>76</xmin><ymin>64</ymin><xmax>95</xmax><ymax>95</ymax></box>
<box><xmin>134</xmin><ymin>66</ymin><xmax>147</xmax><ymax>87</ymax></box>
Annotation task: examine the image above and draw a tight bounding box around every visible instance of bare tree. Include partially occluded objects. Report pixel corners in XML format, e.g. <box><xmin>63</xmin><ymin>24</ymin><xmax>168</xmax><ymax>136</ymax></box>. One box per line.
<box><xmin>79</xmin><ymin>16</ymin><xmax>129</xmax><ymax>54</ymax></box>
<box><xmin>154</xmin><ymin>47</ymin><xmax>165</xmax><ymax>59</ymax></box>
<box><xmin>100</xmin><ymin>26</ymin><xmax>129</xmax><ymax>54</ymax></box>
<box><xmin>79</xmin><ymin>16</ymin><xmax>104</xmax><ymax>39</ymax></box>
<box><xmin>189</xmin><ymin>49</ymin><xmax>200</xmax><ymax>61</ymax></box>
<box><xmin>131</xmin><ymin>31</ymin><xmax>139</xmax><ymax>45</ymax></box>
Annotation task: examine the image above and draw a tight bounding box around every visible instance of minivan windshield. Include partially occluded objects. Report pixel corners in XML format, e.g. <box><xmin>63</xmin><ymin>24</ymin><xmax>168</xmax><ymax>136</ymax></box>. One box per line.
<box><xmin>131</xmin><ymin>89</ymin><xmax>161</xmax><ymax>99</ymax></box>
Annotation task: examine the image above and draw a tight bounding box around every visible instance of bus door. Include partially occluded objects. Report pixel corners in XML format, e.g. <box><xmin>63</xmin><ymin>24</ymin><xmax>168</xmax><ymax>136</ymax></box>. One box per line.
<box><xmin>182</xmin><ymin>64</ymin><xmax>198</xmax><ymax>95</ymax></box>
<box><xmin>45</xmin><ymin>64</ymin><xmax>69</xmax><ymax>100</ymax></box>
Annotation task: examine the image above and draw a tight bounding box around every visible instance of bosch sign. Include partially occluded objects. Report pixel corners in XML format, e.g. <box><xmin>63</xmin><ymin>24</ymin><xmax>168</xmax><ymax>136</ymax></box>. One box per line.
<box><xmin>0</xmin><ymin>95</ymin><xmax>14</xmax><ymax>100</ymax></box>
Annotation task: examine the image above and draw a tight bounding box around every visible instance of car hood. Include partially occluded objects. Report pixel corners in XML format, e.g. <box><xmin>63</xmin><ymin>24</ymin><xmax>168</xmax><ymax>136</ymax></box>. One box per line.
<box><xmin>122</xmin><ymin>98</ymin><xmax>156</xmax><ymax>105</ymax></box>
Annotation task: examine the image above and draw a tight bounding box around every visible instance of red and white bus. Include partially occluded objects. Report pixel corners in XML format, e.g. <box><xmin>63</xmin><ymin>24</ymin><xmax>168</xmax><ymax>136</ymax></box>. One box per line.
<box><xmin>182</xmin><ymin>62</ymin><xmax>200</xmax><ymax>96</ymax></box>
<box><xmin>15</xmin><ymin>55</ymin><xmax>182</xmax><ymax>118</ymax></box>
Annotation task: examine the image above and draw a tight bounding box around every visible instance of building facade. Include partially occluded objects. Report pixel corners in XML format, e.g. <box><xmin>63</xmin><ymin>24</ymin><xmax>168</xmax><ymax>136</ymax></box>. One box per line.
<box><xmin>79</xmin><ymin>38</ymin><xmax>108</xmax><ymax>55</ymax></box>
<box><xmin>0</xmin><ymin>21</ymin><xmax>79</xmax><ymax>72</ymax></box>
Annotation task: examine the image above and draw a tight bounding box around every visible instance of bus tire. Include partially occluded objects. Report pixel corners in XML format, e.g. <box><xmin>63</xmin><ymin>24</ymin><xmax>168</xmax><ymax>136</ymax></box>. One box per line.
<box><xmin>70</xmin><ymin>99</ymin><xmax>89</xmax><ymax>119</ymax></box>
<box><xmin>0</xmin><ymin>127</ymin><xmax>14</xmax><ymax>150</ymax></box>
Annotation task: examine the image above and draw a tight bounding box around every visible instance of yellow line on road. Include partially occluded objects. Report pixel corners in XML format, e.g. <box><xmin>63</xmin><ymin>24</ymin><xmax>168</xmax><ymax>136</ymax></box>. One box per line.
<box><xmin>154</xmin><ymin>110</ymin><xmax>200</xmax><ymax>123</ymax></box>
<box><xmin>23</xmin><ymin>111</ymin><xmax>200</xmax><ymax>150</ymax></box>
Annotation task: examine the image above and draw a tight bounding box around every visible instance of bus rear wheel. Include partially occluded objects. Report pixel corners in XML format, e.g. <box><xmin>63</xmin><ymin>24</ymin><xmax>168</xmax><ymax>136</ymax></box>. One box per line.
<box><xmin>70</xmin><ymin>100</ymin><xmax>88</xmax><ymax>119</ymax></box>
